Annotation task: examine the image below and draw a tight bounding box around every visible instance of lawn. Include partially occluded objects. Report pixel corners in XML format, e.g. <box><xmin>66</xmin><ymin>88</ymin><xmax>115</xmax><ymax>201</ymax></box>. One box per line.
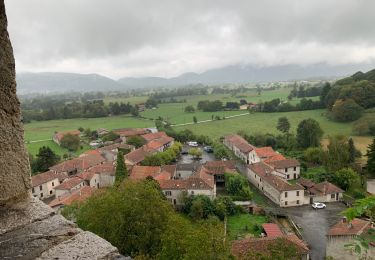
<box><xmin>27</xmin><ymin>140</ymin><xmax>91</xmax><ymax>158</ymax></box>
<box><xmin>227</xmin><ymin>214</ymin><xmax>268</xmax><ymax>240</ymax></box>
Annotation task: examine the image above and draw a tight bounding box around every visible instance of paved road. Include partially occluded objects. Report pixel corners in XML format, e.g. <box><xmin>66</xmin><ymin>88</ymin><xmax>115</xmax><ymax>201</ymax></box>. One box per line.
<box><xmin>281</xmin><ymin>203</ymin><xmax>347</xmax><ymax>260</ymax></box>
<box><xmin>171</xmin><ymin>112</ymin><xmax>249</xmax><ymax>127</ymax></box>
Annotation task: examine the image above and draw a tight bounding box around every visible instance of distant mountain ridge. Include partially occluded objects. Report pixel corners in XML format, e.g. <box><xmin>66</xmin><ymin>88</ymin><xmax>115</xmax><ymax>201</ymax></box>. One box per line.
<box><xmin>17</xmin><ymin>63</ymin><xmax>375</xmax><ymax>93</ymax></box>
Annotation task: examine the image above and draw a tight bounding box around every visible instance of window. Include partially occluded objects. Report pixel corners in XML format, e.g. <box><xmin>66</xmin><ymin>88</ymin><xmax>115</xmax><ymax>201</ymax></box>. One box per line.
<box><xmin>39</xmin><ymin>185</ymin><xmax>42</xmax><ymax>191</ymax></box>
<box><xmin>191</xmin><ymin>191</ymin><xmax>194</xmax><ymax>195</ymax></box>
<box><xmin>32</xmin><ymin>187</ymin><xmax>35</xmax><ymax>193</ymax></box>
<box><xmin>287</xmin><ymin>175</ymin><xmax>289</xmax><ymax>179</ymax></box>
<box><xmin>285</xmin><ymin>192</ymin><xmax>288</xmax><ymax>198</ymax></box>
<box><xmin>294</xmin><ymin>167</ymin><xmax>297</xmax><ymax>171</ymax></box>
<box><xmin>297</xmin><ymin>200</ymin><xmax>300</xmax><ymax>204</ymax></box>
<box><xmin>285</xmin><ymin>168</ymin><xmax>288</xmax><ymax>173</ymax></box>
<box><xmin>49</xmin><ymin>190</ymin><xmax>53</xmax><ymax>195</ymax></box>
<box><xmin>285</xmin><ymin>201</ymin><xmax>288</xmax><ymax>206</ymax></box>
<box><xmin>260</xmin><ymin>178</ymin><xmax>262</xmax><ymax>182</ymax></box>
<box><xmin>296</xmin><ymin>191</ymin><xmax>300</xmax><ymax>196</ymax></box>
<box><xmin>165</xmin><ymin>191</ymin><xmax>172</xmax><ymax>196</ymax></box>
<box><xmin>52</xmin><ymin>182</ymin><xmax>54</xmax><ymax>187</ymax></box>
<box><xmin>40</xmin><ymin>193</ymin><xmax>43</xmax><ymax>198</ymax></box>
<box><xmin>331</xmin><ymin>194</ymin><xmax>335</xmax><ymax>199</ymax></box>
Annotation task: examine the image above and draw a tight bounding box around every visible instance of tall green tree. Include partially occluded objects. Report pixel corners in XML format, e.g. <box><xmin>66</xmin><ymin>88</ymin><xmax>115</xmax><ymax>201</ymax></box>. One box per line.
<box><xmin>335</xmin><ymin>168</ymin><xmax>359</xmax><ymax>191</ymax></box>
<box><xmin>60</xmin><ymin>134</ymin><xmax>80</xmax><ymax>151</ymax></box>
<box><xmin>366</xmin><ymin>138</ymin><xmax>375</xmax><ymax>177</ymax></box>
<box><xmin>296</xmin><ymin>118</ymin><xmax>324</xmax><ymax>148</ymax></box>
<box><xmin>33</xmin><ymin>146</ymin><xmax>60</xmax><ymax>173</ymax></box>
<box><xmin>193</xmin><ymin>116</ymin><xmax>198</xmax><ymax>124</ymax></box>
<box><xmin>324</xmin><ymin>135</ymin><xmax>350</xmax><ymax>172</ymax></box>
<box><xmin>115</xmin><ymin>151</ymin><xmax>127</xmax><ymax>184</ymax></box>
<box><xmin>276</xmin><ymin>117</ymin><xmax>290</xmax><ymax>133</ymax></box>
<box><xmin>348</xmin><ymin>137</ymin><xmax>357</xmax><ymax>163</ymax></box>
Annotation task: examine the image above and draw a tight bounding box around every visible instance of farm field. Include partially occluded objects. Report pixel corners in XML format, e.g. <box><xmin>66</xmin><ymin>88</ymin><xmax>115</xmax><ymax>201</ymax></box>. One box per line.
<box><xmin>24</xmin><ymin>115</ymin><xmax>154</xmax><ymax>156</ymax></box>
<box><xmin>139</xmin><ymin>88</ymin><xmax>316</xmax><ymax>124</ymax></box>
<box><xmin>173</xmin><ymin>109</ymin><xmax>353</xmax><ymax>140</ymax></box>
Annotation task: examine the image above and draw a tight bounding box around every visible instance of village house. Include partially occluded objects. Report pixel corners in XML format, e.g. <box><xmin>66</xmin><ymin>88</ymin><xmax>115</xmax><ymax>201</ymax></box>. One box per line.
<box><xmin>31</xmin><ymin>171</ymin><xmax>68</xmax><ymax>199</ymax></box>
<box><xmin>54</xmin><ymin>176</ymin><xmax>86</xmax><ymax>197</ymax></box>
<box><xmin>297</xmin><ymin>178</ymin><xmax>344</xmax><ymax>204</ymax></box>
<box><xmin>247</xmin><ymin>162</ymin><xmax>305</xmax><ymax>207</ymax></box>
<box><xmin>112</xmin><ymin>128</ymin><xmax>150</xmax><ymax>142</ymax></box>
<box><xmin>267</xmin><ymin>158</ymin><xmax>301</xmax><ymax>180</ymax></box>
<box><xmin>48</xmin><ymin>186</ymin><xmax>97</xmax><ymax>212</ymax></box>
<box><xmin>159</xmin><ymin>164</ymin><xmax>216</xmax><ymax>205</ymax></box>
<box><xmin>87</xmin><ymin>162</ymin><xmax>116</xmax><ymax>187</ymax></box>
<box><xmin>98</xmin><ymin>143</ymin><xmax>135</xmax><ymax>162</ymax></box>
<box><xmin>97</xmin><ymin>128</ymin><xmax>109</xmax><ymax>137</ymax></box>
<box><xmin>175</xmin><ymin>163</ymin><xmax>200</xmax><ymax>179</ymax></box>
<box><xmin>53</xmin><ymin>130</ymin><xmax>81</xmax><ymax>145</ymax></box>
<box><xmin>223</xmin><ymin>134</ymin><xmax>255</xmax><ymax>164</ymax></box>
<box><xmin>144</xmin><ymin>136</ymin><xmax>174</xmax><ymax>152</ymax></box>
<box><xmin>326</xmin><ymin>218</ymin><xmax>374</xmax><ymax>260</ymax></box>
<box><xmin>124</xmin><ymin>147</ymin><xmax>156</xmax><ymax>168</ymax></box>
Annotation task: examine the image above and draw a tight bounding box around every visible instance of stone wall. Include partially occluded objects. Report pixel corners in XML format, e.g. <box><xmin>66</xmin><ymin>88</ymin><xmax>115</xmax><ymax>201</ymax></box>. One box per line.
<box><xmin>0</xmin><ymin>0</ymin><xmax>31</xmax><ymax>204</ymax></box>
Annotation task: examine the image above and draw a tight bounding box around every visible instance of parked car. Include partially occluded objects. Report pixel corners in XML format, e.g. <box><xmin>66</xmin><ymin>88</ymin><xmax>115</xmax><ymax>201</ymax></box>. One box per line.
<box><xmin>203</xmin><ymin>146</ymin><xmax>213</xmax><ymax>153</ymax></box>
<box><xmin>312</xmin><ymin>202</ymin><xmax>326</xmax><ymax>209</ymax></box>
<box><xmin>187</xmin><ymin>141</ymin><xmax>198</xmax><ymax>147</ymax></box>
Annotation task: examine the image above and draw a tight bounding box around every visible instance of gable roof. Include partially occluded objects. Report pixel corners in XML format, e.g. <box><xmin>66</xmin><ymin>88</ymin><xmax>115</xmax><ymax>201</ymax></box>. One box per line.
<box><xmin>130</xmin><ymin>165</ymin><xmax>176</xmax><ymax>181</ymax></box>
<box><xmin>231</xmin><ymin>235</ymin><xmax>309</xmax><ymax>258</ymax></box>
<box><xmin>248</xmin><ymin>162</ymin><xmax>303</xmax><ymax>192</ymax></box>
<box><xmin>49</xmin><ymin>186</ymin><xmax>96</xmax><ymax>208</ymax></box>
<box><xmin>158</xmin><ymin>179</ymin><xmax>187</xmax><ymax>190</ymax></box>
<box><xmin>327</xmin><ymin>218</ymin><xmax>371</xmax><ymax>236</ymax></box>
<box><xmin>87</xmin><ymin>162</ymin><xmax>115</xmax><ymax>176</ymax></box>
<box><xmin>125</xmin><ymin>147</ymin><xmax>153</xmax><ymax>165</ymax></box>
<box><xmin>254</xmin><ymin>147</ymin><xmax>279</xmax><ymax>158</ymax></box>
<box><xmin>141</xmin><ymin>131</ymin><xmax>168</xmax><ymax>142</ymax></box>
<box><xmin>263</xmin><ymin>154</ymin><xmax>287</xmax><ymax>163</ymax></box>
<box><xmin>267</xmin><ymin>158</ymin><xmax>300</xmax><ymax>169</ymax></box>
<box><xmin>203</xmin><ymin>160</ymin><xmax>237</xmax><ymax>175</ymax></box>
<box><xmin>297</xmin><ymin>178</ymin><xmax>315</xmax><ymax>188</ymax></box>
<box><xmin>224</xmin><ymin>134</ymin><xmax>255</xmax><ymax>153</ymax></box>
<box><xmin>309</xmin><ymin>181</ymin><xmax>344</xmax><ymax>196</ymax></box>
<box><xmin>50</xmin><ymin>154</ymin><xmax>105</xmax><ymax>173</ymax></box>
<box><xmin>54</xmin><ymin>177</ymin><xmax>84</xmax><ymax>190</ymax></box>
<box><xmin>31</xmin><ymin>171</ymin><xmax>60</xmax><ymax>187</ymax></box>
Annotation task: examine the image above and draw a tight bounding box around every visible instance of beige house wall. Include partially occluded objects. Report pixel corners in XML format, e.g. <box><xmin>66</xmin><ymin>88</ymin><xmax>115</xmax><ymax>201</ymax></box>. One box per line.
<box><xmin>55</xmin><ymin>181</ymin><xmax>85</xmax><ymax>197</ymax></box>
<box><xmin>274</xmin><ymin>166</ymin><xmax>300</xmax><ymax>180</ymax></box>
<box><xmin>99</xmin><ymin>174</ymin><xmax>115</xmax><ymax>187</ymax></box>
<box><xmin>32</xmin><ymin>177</ymin><xmax>59</xmax><ymax>199</ymax></box>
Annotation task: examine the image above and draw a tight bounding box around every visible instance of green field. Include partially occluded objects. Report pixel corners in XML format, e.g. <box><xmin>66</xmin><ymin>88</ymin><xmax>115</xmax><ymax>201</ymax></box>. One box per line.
<box><xmin>24</xmin><ymin>115</ymin><xmax>154</xmax><ymax>156</ymax></box>
<box><xmin>227</xmin><ymin>214</ymin><xmax>268</xmax><ymax>240</ymax></box>
<box><xmin>174</xmin><ymin>109</ymin><xmax>353</xmax><ymax>140</ymax></box>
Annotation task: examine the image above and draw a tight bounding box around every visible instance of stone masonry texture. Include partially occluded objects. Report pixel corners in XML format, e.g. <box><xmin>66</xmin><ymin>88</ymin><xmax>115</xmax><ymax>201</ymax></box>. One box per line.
<box><xmin>0</xmin><ymin>0</ymin><xmax>31</xmax><ymax>204</ymax></box>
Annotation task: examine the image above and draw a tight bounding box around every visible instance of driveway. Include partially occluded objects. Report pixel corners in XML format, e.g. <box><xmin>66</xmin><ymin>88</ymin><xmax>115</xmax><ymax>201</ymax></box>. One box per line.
<box><xmin>281</xmin><ymin>203</ymin><xmax>347</xmax><ymax>260</ymax></box>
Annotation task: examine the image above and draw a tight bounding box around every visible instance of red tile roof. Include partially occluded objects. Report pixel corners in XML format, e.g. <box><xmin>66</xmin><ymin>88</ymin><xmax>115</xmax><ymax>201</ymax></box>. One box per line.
<box><xmin>297</xmin><ymin>178</ymin><xmax>315</xmax><ymax>188</ymax></box>
<box><xmin>263</xmin><ymin>154</ymin><xmax>286</xmax><ymax>163</ymax></box>
<box><xmin>309</xmin><ymin>181</ymin><xmax>344</xmax><ymax>196</ymax></box>
<box><xmin>267</xmin><ymin>158</ymin><xmax>300</xmax><ymax>169</ymax></box>
<box><xmin>224</xmin><ymin>134</ymin><xmax>255</xmax><ymax>153</ymax></box>
<box><xmin>130</xmin><ymin>165</ymin><xmax>176</xmax><ymax>181</ymax></box>
<box><xmin>50</xmin><ymin>154</ymin><xmax>105</xmax><ymax>173</ymax></box>
<box><xmin>77</xmin><ymin>171</ymin><xmax>96</xmax><ymax>181</ymax></box>
<box><xmin>113</xmin><ymin>128</ymin><xmax>149</xmax><ymax>137</ymax></box>
<box><xmin>54</xmin><ymin>177</ymin><xmax>84</xmax><ymax>190</ymax></box>
<box><xmin>49</xmin><ymin>186</ymin><xmax>96</xmax><ymax>208</ymax></box>
<box><xmin>203</xmin><ymin>160</ymin><xmax>237</xmax><ymax>175</ymax></box>
<box><xmin>31</xmin><ymin>171</ymin><xmax>60</xmax><ymax>187</ymax></box>
<box><xmin>255</xmin><ymin>147</ymin><xmax>279</xmax><ymax>158</ymax></box>
<box><xmin>158</xmin><ymin>179</ymin><xmax>187</xmax><ymax>189</ymax></box>
<box><xmin>231</xmin><ymin>235</ymin><xmax>309</xmax><ymax>259</ymax></box>
<box><xmin>248</xmin><ymin>162</ymin><xmax>303</xmax><ymax>192</ymax></box>
<box><xmin>125</xmin><ymin>147</ymin><xmax>153</xmax><ymax>165</ymax></box>
<box><xmin>82</xmin><ymin>150</ymin><xmax>102</xmax><ymax>156</ymax></box>
<box><xmin>141</xmin><ymin>131</ymin><xmax>168</xmax><ymax>142</ymax></box>
<box><xmin>54</xmin><ymin>130</ymin><xmax>81</xmax><ymax>143</ymax></box>
<box><xmin>327</xmin><ymin>218</ymin><xmax>371</xmax><ymax>236</ymax></box>
<box><xmin>262</xmin><ymin>223</ymin><xmax>283</xmax><ymax>238</ymax></box>
<box><xmin>87</xmin><ymin>162</ymin><xmax>115</xmax><ymax>176</ymax></box>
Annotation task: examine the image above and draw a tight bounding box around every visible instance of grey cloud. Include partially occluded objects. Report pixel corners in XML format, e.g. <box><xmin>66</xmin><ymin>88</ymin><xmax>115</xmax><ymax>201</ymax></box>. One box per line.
<box><xmin>4</xmin><ymin>0</ymin><xmax>375</xmax><ymax>78</ymax></box>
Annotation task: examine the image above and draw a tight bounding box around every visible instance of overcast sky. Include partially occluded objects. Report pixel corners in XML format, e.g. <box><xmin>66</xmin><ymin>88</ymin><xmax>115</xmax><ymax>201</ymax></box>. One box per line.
<box><xmin>5</xmin><ymin>0</ymin><xmax>375</xmax><ymax>79</ymax></box>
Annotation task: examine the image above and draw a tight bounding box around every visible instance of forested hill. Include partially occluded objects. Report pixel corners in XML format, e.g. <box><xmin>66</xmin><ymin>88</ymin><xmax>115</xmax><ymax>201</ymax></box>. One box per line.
<box><xmin>336</xmin><ymin>68</ymin><xmax>375</xmax><ymax>85</ymax></box>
